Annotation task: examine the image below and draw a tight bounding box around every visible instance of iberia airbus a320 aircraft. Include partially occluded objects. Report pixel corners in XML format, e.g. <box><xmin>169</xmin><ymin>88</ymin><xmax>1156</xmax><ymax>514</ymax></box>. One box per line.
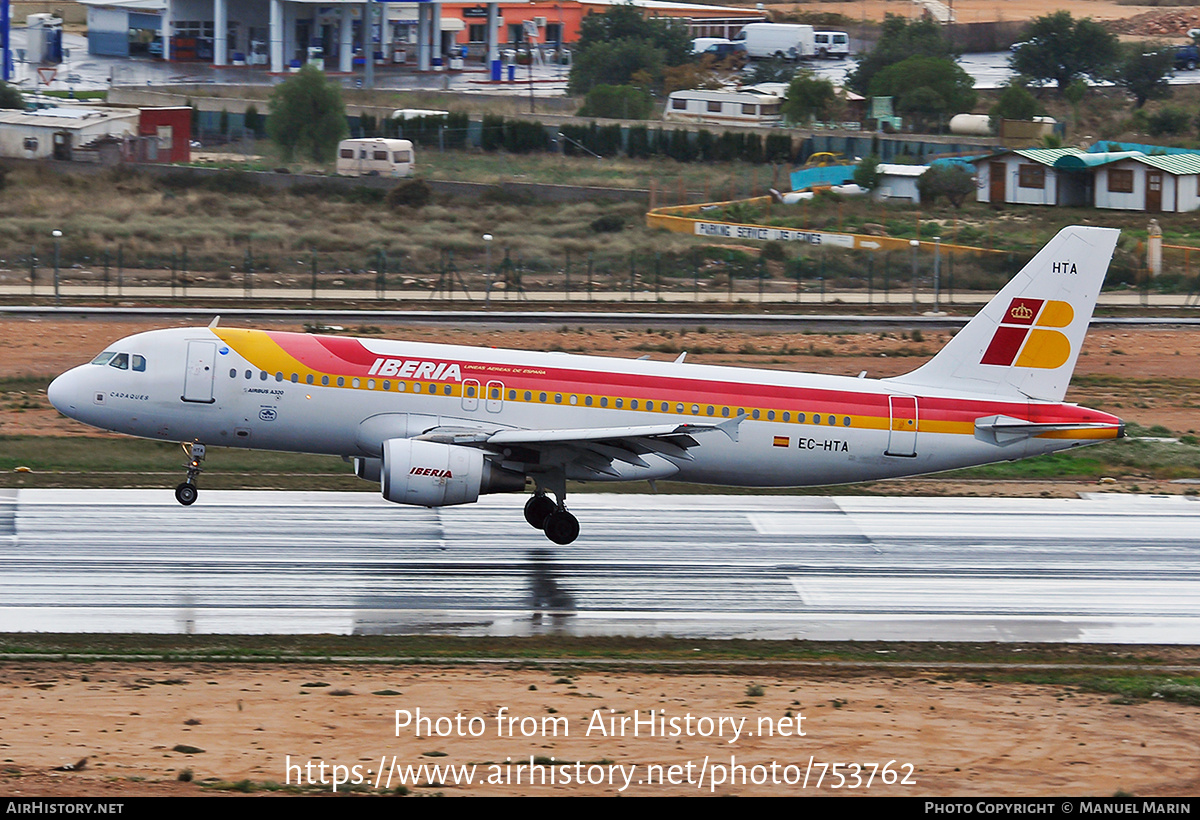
<box><xmin>49</xmin><ymin>226</ymin><xmax>1124</xmax><ymax>544</ymax></box>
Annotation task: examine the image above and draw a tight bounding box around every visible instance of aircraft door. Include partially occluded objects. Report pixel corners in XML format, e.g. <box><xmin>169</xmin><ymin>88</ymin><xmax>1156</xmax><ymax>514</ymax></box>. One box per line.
<box><xmin>462</xmin><ymin>379</ymin><xmax>480</xmax><ymax>411</ymax></box>
<box><xmin>182</xmin><ymin>341</ymin><xmax>217</xmax><ymax>403</ymax></box>
<box><xmin>886</xmin><ymin>395</ymin><xmax>918</xmax><ymax>457</ymax></box>
<box><xmin>485</xmin><ymin>380</ymin><xmax>504</xmax><ymax>413</ymax></box>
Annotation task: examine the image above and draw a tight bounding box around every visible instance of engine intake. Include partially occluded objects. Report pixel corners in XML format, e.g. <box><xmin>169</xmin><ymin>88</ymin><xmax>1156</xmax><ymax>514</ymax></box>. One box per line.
<box><xmin>381</xmin><ymin>438</ymin><xmax>524</xmax><ymax>507</ymax></box>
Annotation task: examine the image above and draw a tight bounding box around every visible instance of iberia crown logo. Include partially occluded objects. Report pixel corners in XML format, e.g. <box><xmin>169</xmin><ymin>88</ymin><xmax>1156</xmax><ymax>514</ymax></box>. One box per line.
<box><xmin>981</xmin><ymin>298</ymin><xmax>1075</xmax><ymax>369</ymax></box>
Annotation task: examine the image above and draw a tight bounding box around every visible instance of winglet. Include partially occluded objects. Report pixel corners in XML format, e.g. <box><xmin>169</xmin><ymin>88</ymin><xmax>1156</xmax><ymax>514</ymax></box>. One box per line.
<box><xmin>208</xmin><ymin>316</ymin><xmax>221</xmax><ymax>328</ymax></box>
<box><xmin>716</xmin><ymin>412</ymin><xmax>747</xmax><ymax>442</ymax></box>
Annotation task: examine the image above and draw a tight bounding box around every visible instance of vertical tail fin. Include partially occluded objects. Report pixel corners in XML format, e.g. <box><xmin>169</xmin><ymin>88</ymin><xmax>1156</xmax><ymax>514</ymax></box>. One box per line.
<box><xmin>888</xmin><ymin>226</ymin><xmax>1119</xmax><ymax>402</ymax></box>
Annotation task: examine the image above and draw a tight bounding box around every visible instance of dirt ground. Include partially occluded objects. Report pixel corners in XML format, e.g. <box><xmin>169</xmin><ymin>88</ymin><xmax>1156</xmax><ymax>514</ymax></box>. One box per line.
<box><xmin>1</xmin><ymin>661</ymin><xmax>1198</xmax><ymax>797</ymax></box>
<box><xmin>778</xmin><ymin>0</ymin><xmax>1189</xmax><ymax>30</ymax></box>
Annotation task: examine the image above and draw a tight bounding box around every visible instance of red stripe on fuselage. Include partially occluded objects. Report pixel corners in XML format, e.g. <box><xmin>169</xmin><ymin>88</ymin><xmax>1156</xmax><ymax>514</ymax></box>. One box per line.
<box><xmin>257</xmin><ymin>332</ymin><xmax>1118</xmax><ymax>429</ymax></box>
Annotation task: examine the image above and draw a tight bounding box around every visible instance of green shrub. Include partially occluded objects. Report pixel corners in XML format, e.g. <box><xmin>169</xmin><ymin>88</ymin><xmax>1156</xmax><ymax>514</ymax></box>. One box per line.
<box><xmin>1147</xmin><ymin>106</ymin><xmax>1191</xmax><ymax>136</ymax></box>
<box><xmin>590</xmin><ymin>214</ymin><xmax>624</xmax><ymax>233</ymax></box>
<box><xmin>387</xmin><ymin>179</ymin><xmax>433</xmax><ymax>210</ymax></box>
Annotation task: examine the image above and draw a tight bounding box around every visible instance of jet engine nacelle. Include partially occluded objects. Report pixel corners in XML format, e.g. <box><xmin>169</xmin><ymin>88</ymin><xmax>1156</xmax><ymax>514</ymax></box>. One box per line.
<box><xmin>354</xmin><ymin>457</ymin><xmax>382</xmax><ymax>483</ymax></box>
<box><xmin>381</xmin><ymin>438</ymin><xmax>525</xmax><ymax>507</ymax></box>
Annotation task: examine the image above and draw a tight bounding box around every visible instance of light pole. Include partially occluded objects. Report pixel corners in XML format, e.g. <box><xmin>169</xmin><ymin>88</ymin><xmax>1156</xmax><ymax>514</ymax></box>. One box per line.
<box><xmin>483</xmin><ymin>234</ymin><xmax>493</xmax><ymax>306</ymax></box>
<box><xmin>909</xmin><ymin>239</ymin><xmax>919</xmax><ymax>314</ymax></box>
<box><xmin>52</xmin><ymin>229</ymin><xmax>62</xmax><ymax>304</ymax></box>
<box><xmin>932</xmin><ymin>235</ymin><xmax>941</xmax><ymax>314</ymax></box>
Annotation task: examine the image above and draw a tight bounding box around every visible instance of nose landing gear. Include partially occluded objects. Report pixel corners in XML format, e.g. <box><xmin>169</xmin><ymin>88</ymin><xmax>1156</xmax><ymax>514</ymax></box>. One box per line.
<box><xmin>174</xmin><ymin>442</ymin><xmax>206</xmax><ymax>506</ymax></box>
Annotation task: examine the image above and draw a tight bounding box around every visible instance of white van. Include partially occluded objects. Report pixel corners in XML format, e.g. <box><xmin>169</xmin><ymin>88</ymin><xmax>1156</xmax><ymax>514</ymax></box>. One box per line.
<box><xmin>663</xmin><ymin>88</ymin><xmax>784</xmax><ymax>127</ymax></box>
<box><xmin>813</xmin><ymin>31</ymin><xmax>850</xmax><ymax>59</ymax></box>
<box><xmin>731</xmin><ymin>23</ymin><xmax>815</xmax><ymax>60</ymax></box>
<box><xmin>335</xmin><ymin>138</ymin><xmax>415</xmax><ymax>178</ymax></box>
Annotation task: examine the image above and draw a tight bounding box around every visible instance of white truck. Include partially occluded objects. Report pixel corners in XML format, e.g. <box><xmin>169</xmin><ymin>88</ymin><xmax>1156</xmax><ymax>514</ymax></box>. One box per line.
<box><xmin>732</xmin><ymin>23</ymin><xmax>848</xmax><ymax>60</ymax></box>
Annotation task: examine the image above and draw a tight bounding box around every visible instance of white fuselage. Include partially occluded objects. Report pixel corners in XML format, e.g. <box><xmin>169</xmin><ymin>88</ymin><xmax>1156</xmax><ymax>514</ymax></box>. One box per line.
<box><xmin>48</xmin><ymin>326</ymin><xmax>1121</xmax><ymax>488</ymax></box>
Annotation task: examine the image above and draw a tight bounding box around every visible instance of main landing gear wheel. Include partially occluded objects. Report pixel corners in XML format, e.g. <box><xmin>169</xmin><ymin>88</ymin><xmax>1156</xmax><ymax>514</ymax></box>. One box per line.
<box><xmin>542</xmin><ymin>509</ymin><xmax>580</xmax><ymax>546</ymax></box>
<box><xmin>174</xmin><ymin>483</ymin><xmax>198</xmax><ymax>506</ymax></box>
<box><xmin>524</xmin><ymin>494</ymin><xmax>557</xmax><ymax>530</ymax></box>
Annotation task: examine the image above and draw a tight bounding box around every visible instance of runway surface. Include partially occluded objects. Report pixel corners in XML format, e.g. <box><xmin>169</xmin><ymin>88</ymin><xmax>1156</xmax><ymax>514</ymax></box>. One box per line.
<box><xmin>2</xmin><ymin>490</ymin><xmax>1198</xmax><ymax>643</ymax></box>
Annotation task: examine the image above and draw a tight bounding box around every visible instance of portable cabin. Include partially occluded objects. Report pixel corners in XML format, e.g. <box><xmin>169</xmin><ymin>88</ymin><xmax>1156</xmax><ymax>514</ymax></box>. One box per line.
<box><xmin>335</xmin><ymin>138</ymin><xmax>415</xmax><ymax>178</ymax></box>
<box><xmin>662</xmin><ymin>88</ymin><xmax>783</xmax><ymax>127</ymax></box>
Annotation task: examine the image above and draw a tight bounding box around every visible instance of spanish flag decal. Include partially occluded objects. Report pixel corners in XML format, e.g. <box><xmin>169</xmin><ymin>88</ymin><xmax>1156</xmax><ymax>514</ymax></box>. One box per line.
<box><xmin>773</xmin><ymin>436</ymin><xmax>790</xmax><ymax>447</ymax></box>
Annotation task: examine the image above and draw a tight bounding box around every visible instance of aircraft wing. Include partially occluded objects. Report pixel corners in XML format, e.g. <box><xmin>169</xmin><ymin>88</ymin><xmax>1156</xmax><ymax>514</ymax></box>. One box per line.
<box><xmin>414</xmin><ymin>415</ymin><xmax>744</xmax><ymax>478</ymax></box>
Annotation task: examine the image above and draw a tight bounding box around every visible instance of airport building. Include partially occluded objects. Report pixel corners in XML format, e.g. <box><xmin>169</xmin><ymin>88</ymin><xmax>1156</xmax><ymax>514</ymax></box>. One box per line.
<box><xmin>78</xmin><ymin>0</ymin><xmax>762</xmax><ymax>73</ymax></box>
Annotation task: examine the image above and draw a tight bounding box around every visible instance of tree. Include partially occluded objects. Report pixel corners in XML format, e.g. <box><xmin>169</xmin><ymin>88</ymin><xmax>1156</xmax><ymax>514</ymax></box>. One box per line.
<box><xmin>244</xmin><ymin>104</ymin><xmax>264</xmax><ymax>139</ymax></box>
<box><xmin>917</xmin><ymin>164</ymin><xmax>975</xmax><ymax>209</ymax></box>
<box><xmin>570</xmin><ymin>37</ymin><xmax>665</xmax><ymax>95</ymax></box>
<box><xmin>266</xmin><ymin>64</ymin><xmax>348</xmax><ymax>163</ymax></box>
<box><xmin>0</xmin><ymin>83</ymin><xmax>24</xmax><ymax>110</ymax></box>
<box><xmin>1115</xmin><ymin>43</ymin><xmax>1174</xmax><ymax>109</ymax></box>
<box><xmin>568</xmin><ymin>3</ymin><xmax>690</xmax><ymax>95</ymax></box>
<box><xmin>989</xmin><ymin>79</ymin><xmax>1042</xmax><ymax>131</ymax></box>
<box><xmin>577</xmin><ymin>84</ymin><xmax>653</xmax><ymax>119</ymax></box>
<box><xmin>782</xmin><ymin>70</ymin><xmax>836</xmax><ymax>124</ymax></box>
<box><xmin>847</xmin><ymin>14</ymin><xmax>957</xmax><ymax>94</ymax></box>
<box><xmin>853</xmin><ymin>154</ymin><xmax>882</xmax><ymax>191</ymax></box>
<box><xmin>868</xmin><ymin>56</ymin><xmax>976</xmax><ymax>131</ymax></box>
<box><xmin>1009</xmin><ymin>11</ymin><xmax>1120</xmax><ymax>92</ymax></box>
<box><xmin>749</xmin><ymin>57</ymin><xmax>797</xmax><ymax>85</ymax></box>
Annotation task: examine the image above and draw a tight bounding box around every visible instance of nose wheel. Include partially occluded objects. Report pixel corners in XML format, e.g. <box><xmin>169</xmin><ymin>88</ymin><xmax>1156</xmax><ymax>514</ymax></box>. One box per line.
<box><xmin>175</xmin><ymin>442</ymin><xmax>206</xmax><ymax>506</ymax></box>
<box><xmin>174</xmin><ymin>483</ymin><xmax>198</xmax><ymax>506</ymax></box>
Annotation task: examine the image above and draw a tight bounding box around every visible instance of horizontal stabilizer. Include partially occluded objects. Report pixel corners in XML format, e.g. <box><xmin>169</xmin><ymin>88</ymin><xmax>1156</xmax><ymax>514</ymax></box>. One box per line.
<box><xmin>975</xmin><ymin>414</ymin><xmax>1124</xmax><ymax>445</ymax></box>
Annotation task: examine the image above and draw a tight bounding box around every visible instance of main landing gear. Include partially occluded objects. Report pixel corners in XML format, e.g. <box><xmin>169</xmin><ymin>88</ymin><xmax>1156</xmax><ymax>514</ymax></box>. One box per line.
<box><xmin>523</xmin><ymin>491</ymin><xmax>580</xmax><ymax>546</ymax></box>
<box><xmin>174</xmin><ymin>442</ymin><xmax>206</xmax><ymax>506</ymax></box>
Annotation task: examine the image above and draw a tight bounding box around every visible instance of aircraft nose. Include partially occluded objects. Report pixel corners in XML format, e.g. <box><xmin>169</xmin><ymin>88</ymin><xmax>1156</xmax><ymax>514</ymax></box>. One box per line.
<box><xmin>47</xmin><ymin>369</ymin><xmax>82</xmax><ymax>416</ymax></box>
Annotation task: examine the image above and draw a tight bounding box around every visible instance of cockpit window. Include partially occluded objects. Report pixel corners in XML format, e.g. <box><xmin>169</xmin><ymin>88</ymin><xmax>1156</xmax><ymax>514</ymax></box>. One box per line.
<box><xmin>91</xmin><ymin>351</ymin><xmax>116</xmax><ymax>366</ymax></box>
<box><xmin>132</xmin><ymin>355</ymin><xmax>146</xmax><ymax>372</ymax></box>
<box><xmin>109</xmin><ymin>353</ymin><xmax>130</xmax><ymax>370</ymax></box>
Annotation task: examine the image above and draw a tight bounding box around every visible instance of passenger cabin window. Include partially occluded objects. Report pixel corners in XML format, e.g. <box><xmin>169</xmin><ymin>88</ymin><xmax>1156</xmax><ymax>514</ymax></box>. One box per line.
<box><xmin>707</xmin><ymin>101</ymin><xmax>722</xmax><ymax>113</ymax></box>
<box><xmin>339</xmin><ymin>148</ymin><xmax>354</xmax><ymax>159</ymax></box>
<box><xmin>373</xmin><ymin>150</ymin><xmax>388</xmax><ymax>160</ymax></box>
<box><xmin>395</xmin><ymin>151</ymin><xmax>411</xmax><ymax>162</ymax></box>
<box><xmin>742</xmin><ymin>104</ymin><xmax>757</xmax><ymax>115</ymax></box>
<box><xmin>671</xmin><ymin>98</ymin><xmax>686</xmax><ymax>110</ymax></box>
